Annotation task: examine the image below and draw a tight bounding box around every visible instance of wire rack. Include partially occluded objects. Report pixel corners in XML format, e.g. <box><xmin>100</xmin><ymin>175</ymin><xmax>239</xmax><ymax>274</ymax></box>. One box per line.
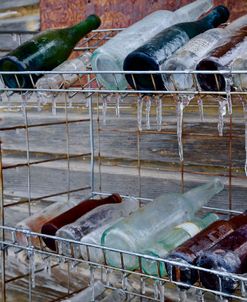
<box><xmin>0</xmin><ymin>29</ymin><xmax>246</xmax><ymax>301</ymax></box>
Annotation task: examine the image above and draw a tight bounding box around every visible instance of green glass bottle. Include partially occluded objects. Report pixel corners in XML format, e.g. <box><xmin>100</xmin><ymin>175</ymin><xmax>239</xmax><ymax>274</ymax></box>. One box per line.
<box><xmin>0</xmin><ymin>14</ymin><xmax>101</xmax><ymax>89</ymax></box>
<box><xmin>123</xmin><ymin>5</ymin><xmax>229</xmax><ymax>91</ymax></box>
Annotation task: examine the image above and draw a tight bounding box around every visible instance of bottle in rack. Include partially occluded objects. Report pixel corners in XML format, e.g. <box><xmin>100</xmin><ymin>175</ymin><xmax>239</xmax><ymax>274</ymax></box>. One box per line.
<box><xmin>196</xmin><ymin>27</ymin><xmax>247</xmax><ymax>91</ymax></box>
<box><xmin>41</xmin><ymin>193</ymin><xmax>122</xmax><ymax>251</ymax></box>
<box><xmin>90</xmin><ymin>0</ymin><xmax>213</xmax><ymax>90</ymax></box>
<box><xmin>165</xmin><ymin>211</ymin><xmax>247</xmax><ymax>287</ymax></box>
<box><xmin>0</xmin><ymin>15</ymin><xmax>101</xmax><ymax>89</ymax></box>
<box><xmin>141</xmin><ymin>213</ymin><xmax>219</xmax><ymax>277</ymax></box>
<box><xmin>16</xmin><ymin>199</ymin><xmax>79</xmax><ymax>247</ymax></box>
<box><xmin>197</xmin><ymin>224</ymin><xmax>247</xmax><ymax>294</ymax></box>
<box><xmin>230</xmin><ymin>53</ymin><xmax>247</xmax><ymax>90</ymax></box>
<box><xmin>56</xmin><ymin>196</ymin><xmax>139</xmax><ymax>258</ymax></box>
<box><xmin>36</xmin><ymin>52</ymin><xmax>91</xmax><ymax>102</ymax></box>
<box><xmin>101</xmin><ymin>178</ymin><xmax>224</xmax><ymax>270</ymax></box>
<box><xmin>162</xmin><ymin>14</ymin><xmax>247</xmax><ymax>93</ymax></box>
<box><xmin>123</xmin><ymin>6</ymin><xmax>229</xmax><ymax>91</ymax></box>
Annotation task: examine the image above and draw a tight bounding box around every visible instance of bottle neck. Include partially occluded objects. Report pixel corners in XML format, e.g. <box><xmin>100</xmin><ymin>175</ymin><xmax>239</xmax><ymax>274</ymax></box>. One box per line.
<box><xmin>229</xmin><ymin>212</ymin><xmax>247</xmax><ymax>229</ymax></box>
<box><xmin>175</xmin><ymin>0</ymin><xmax>213</xmax><ymax>22</ymax></box>
<box><xmin>183</xmin><ymin>179</ymin><xmax>224</xmax><ymax>213</ymax></box>
<box><xmin>68</xmin><ymin>15</ymin><xmax>101</xmax><ymax>43</ymax></box>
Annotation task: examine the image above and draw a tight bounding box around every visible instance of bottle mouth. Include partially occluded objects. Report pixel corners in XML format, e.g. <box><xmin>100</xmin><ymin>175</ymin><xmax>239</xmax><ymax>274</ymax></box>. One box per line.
<box><xmin>91</xmin><ymin>52</ymin><xmax>126</xmax><ymax>90</ymax></box>
<box><xmin>124</xmin><ymin>52</ymin><xmax>164</xmax><ymax>91</ymax></box>
<box><xmin>196</xmin><ymin>59</ymin><xmax>226</xmax><ymax>91</ymax></box>
<box><xmin>0</xmin><ymin>56</ymin><xmax>34</xmax><ymax>89</ymax></box>
<box><xmin>86</xmin><ymin>14</ymin><xmax>101</xmax><ymax>30</ymax></box>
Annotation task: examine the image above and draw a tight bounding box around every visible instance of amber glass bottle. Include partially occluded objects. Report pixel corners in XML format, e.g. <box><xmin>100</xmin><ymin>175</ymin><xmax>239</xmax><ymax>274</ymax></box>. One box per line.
<box><xmin>165</xmin><ymin>211</ymin><xmax>247</xmax><ymax>286</ymax></box>
<box><xmin>41</xmin><ymin>193</ymin><xmax>122</xmax><ymax>251</ymax></box>
<box><xmin>197</xmin><ymin>224</ymin><xmax>247</xmax><ymax>293</ymax></box>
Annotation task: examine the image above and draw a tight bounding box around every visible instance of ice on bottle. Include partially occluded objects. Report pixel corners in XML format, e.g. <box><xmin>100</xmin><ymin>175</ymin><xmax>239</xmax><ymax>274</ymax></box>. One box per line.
<box><xmin>36</xmin><ymin>52</ymin><xmax>91</xmax><ymax>103</ymax></box>
<box><xmin>15</xmin><ymin>199</ymin><xmax>79</xmax><ymax>247</ymax></box>
<box><xmin>141</xmin><ymin>213</ymin><xmax>218</xmax><ymax>277</ymax></box>
<box><xmin>101</xmin><ymin>179</ymin><xmax>224</xmax><ymax>270</ymax></box>
<box><xmin>56</xmin><ymin>196</ymin><xmax>139</xmax><ymax>258</ymax></box>
<box><xmin>91</xmin><ymin>0</ymin><xmax>213</xmax><ymax>90</ymax></box>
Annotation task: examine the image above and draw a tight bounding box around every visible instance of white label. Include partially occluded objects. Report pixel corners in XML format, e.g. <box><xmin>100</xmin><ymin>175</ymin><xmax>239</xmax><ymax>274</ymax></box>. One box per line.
<box><xmin>175</xmin><ymin>222</ymin><xmax>200</xmax><ymax>237</ymax></box>
<box><xmin>187</xmin><ymin>34</ymin><xmax>219</xmax><ymax>58</ymax></box>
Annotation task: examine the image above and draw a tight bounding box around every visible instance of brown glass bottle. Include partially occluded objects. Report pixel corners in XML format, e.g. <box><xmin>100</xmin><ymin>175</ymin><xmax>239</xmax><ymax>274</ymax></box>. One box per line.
<box><xmin>165</xmin><ymin>211</ymin><xmax>247</xmax><ymax>287</ymax></box>
<box><xmin>41</xmin><ymin>193</ymin><xmax>122</xmax><ymax>251</ymax></box>
<box><xmin>197</xmin><ymin>224</ymin><xmax>247</xmax><ymax>293</ymax></box>
<box><xmin>196</xmin><ymin>27</ymin><xmax>247</xmax><ymax>91</ymax></box>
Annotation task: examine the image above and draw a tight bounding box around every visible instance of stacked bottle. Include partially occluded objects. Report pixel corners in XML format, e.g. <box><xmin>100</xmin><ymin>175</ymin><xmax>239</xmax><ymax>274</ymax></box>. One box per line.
<box><xmin>91</xmin><ymin>0</ymin><xmax>213</xmax><ymax>90</ymax></box>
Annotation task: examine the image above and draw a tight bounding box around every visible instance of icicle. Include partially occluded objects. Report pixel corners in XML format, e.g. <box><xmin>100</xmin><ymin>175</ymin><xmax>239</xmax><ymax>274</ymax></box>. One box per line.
<box><xmin>52</xmin><ymin>96</ymin><xmax>57</xmax><ymax>115</ymax></box>
<box><xmin>158</xmin><ymin>281</ymin><xmax>165</xmax><ymax>302</ymax></box>
<box><xmin>28</xmin><ymin>249</ymin><xmax>36</xmax><ymax>288</ymax></box>
<box><xmin>240</xmin><ymin>275</ymin><xmax>247</xmax><ymax>297</ymax></box>
<box><xmin>197</xmin><ymin>98</ymin><xmax>204</xmax><ymax>122</ymax></box>
<box><xmin>122</xmin><ymin>273</ymin><xmax>128</xmax><ymax>290</ymax></box>
<box><xmin>102</xmin><ymin>95</ymin><xmax>108</xmax><ymax>125</ymax></box>
<box><xmin>218</xmin><ymin>98</ymin><xmax>227</xmax><ymax>137</ymax></box>
<box><xmin>225</xmin><ymin>75</ymin><xmax>233</xmax><ymax>115</ymax></box>
<box><xmin>195</xmin><ymin>289</ymin><xmax>205</xmax><ymax>302</ymax></box>
<box><xmin>243</xmin><ymin>102</ymin><xmax>247</xmax><ymax>176</ymax></box>
<box><xmin>177</xmin><ymin>288</ymin><xmax>187</xmax><ymax>302</ymax></box>
<box><xmin>177</xmin><ymin>99</ymin><xmax>185</xmax><ymax>162</ymax></box>
<box><xmin>140</xmin><ymin>277</ymin><xmax>146</xmax><ymax>295</ymax></box>
<box><xmin>44</xmin><ymin>256</ymin><xmax>52</xmax><ymax>276</ymax></box>
<box><xmin>116</xmin><ymin>94</ymin><xmax>121</xmax><ymax>118</ymax></box>
<box><xmin>104</xmin><ymin>268</ymin><xmax>112</xmax><ymax>287</ymax></box>
<box><xmin>153</xmin><ymin>280</ymin><xmax>159</xmax><ymax>300</ymax></box>
<box><xmin>156</xmin><ymin>96</ymin><xmax>162</xmax><ymax>131</ymax></box>
<box><xmin>137</xmin><ymin>96</ymin><xmax>143</xmax><ymax>131</ymax></box>
<box><xmin>145</xmin><ymin>96</ymin><xmax>152</xmax><ymax>129</ymax></box>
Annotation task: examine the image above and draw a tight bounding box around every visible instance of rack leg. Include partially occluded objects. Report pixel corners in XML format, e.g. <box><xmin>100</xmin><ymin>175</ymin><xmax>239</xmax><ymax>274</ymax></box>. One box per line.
<box><xmin>0</xmin><ymin>143</ymin><xmax>6</xmax><ymax>301</ymax></box>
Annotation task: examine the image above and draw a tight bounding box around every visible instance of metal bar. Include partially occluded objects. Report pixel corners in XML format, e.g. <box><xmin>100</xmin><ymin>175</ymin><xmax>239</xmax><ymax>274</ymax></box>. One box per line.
<box><xmin>3</xmin><ymin>153</ymin><xmax>91</xmax><ymax>170</ymax></box>
<box><xmin>0</xmin><ymin>118</ymin><xmax>90</xmax><ymax>132</ymax></box>
<box><xmin>0</xmin><ymin>143</ymin><xmax>6</xmax><ymax>301</ymax></box>
<box><xmin>3</xmin><ymin>186</ymin><xmax>91</xmax><ymax>208</ymax></box>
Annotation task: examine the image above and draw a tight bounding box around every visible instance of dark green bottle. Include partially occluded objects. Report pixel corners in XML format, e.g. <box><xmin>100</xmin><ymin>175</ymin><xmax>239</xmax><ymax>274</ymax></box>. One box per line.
<box><xmin>123</xmin><ymin>5</ymin><xmax>229</xmax><ymax>91</ymax></box>
<box><xmin>0</xmin><ymin>14</ymin><xmax>101</xmax><ymax>89</ymax></box>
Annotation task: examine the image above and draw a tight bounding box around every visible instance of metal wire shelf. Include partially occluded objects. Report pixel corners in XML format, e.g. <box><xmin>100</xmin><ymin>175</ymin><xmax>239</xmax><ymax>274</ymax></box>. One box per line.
<box><xmin>0</xmin><ymin>29</ymin><xmax>246</xmax><ymax>301</ymax></box>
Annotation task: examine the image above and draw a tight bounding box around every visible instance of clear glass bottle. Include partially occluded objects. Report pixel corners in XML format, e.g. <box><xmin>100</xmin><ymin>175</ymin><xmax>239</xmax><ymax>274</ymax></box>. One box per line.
<box><xmin>230</xmin><ymin>53</ymin><xmax>247</xmax><ymax>90</ymax></box>
<box><xmin>101</xmin><ymin>178</ymin><xmax>224</xmax><ymax>270</ymax></box>
<box><xmin>57</xmin><ymin>196</ymin><xmax>139</xmax><ymax>258</ymax></box>
<box><xmin>36</xmin><ymin>52</ymin><xmax>91</xmax><ymax>102</ymax></box>
<box><xmin>141</xmin><ymin>213</ymin><xmax>219</xmax><ymax>277</ymax></box>
<box><xmin>91</xmin><ymin>0</ymin><xmax>213</xmax><ymax>90</ymax></box>
<box><xmin>124</xmin><ymin>6</ymin><xmax>229</xmax><ymax>91</ymax></box>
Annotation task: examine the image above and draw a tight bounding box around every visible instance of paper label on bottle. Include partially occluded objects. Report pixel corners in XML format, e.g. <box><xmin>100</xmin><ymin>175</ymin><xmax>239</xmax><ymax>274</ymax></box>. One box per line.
<box><xmin>175</xmin><ymin>222</ymin><xmax>200</xmax><ymax>237</ymax></box>
<box><xmin>186</xmin><ymin>33</ymin><xmax>221</xmax><ymax>58</ymax></box>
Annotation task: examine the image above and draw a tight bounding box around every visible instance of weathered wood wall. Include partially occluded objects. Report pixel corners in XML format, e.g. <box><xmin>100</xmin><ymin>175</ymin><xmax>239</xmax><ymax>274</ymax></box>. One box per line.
<box><xmin>40</xmin><ymin>0</ymin><xmax>247</xmax><ymax>30</ymax></box>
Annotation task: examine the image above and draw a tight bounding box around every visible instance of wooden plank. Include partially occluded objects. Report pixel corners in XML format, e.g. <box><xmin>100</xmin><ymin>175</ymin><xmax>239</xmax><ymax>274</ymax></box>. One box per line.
<box><xmin>0</xmin><ymin>0</ymin><xmax>39</xmax><ymax>10</ymax></box>
<box><xmin>0</xmin><ymin>14</ymin><xmax>40</xmax><ymax>31</ymax></box>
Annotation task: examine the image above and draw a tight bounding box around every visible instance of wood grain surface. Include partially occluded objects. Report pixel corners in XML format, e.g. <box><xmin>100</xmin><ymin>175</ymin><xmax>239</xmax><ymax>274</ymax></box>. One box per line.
<box><xmin>40</xmin><ymin>0</ymin><xmax>247</xmax><ymax>30</ymax></box>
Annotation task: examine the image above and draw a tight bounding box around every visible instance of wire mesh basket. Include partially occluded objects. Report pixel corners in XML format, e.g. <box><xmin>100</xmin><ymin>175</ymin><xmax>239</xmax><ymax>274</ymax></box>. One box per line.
<box><xmin>0</xmin><ymin>29</ymin><xmax>246</xmax><ymax>302</ymax></box>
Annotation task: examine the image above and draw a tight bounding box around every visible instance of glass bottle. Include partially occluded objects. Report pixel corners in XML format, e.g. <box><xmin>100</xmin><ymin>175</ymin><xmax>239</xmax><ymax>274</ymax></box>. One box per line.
<box><xmin>230</xmin><ymin>53</ymin><xmax>247</xmax><ymax>90</ymax></box>
<box><xmin>41</xmin><ymin>193</ymin><xmax>122</xmax><ymax>251</ymax></box>
<box><xmin>90</xmin><ymin>0</ymin><xmax>213</xmax><ymax>90</ymax></box>
<box><xmin>56</xmin><ymin>196</ymin><xmax>139</xmax><ymax>258</ymax></box>
<box><xmin>16</xmin><ymin>199</ymin><xmax>79</xmax><ymax>247</ymax></box>
<box><xmin>197</xmin><ymin>224</ymin><xmax>247</xmax><ymax>294</ymax></box>
<box><xmin>101</xmin><ymin>178</ymin><xmax>224</xmax><ymax>270</ymax></box>
<box><xmin>123</xmin><ymin>6</ymin><xmax>229</xmax><ymax>91</ymax></box>
<box><xmin>196</xmin><ymin>27</ymin><xmax>247</xmax><ymax>91</ymax></box>
<box><xmin>141</xmin><ymin>213</ymin><xmax>219</xmax><ymax>277</ymax></box>
<box><xmin>36</xmin><ymin>52</ymin><xmax>91</xmax><ymax>102</ymax></box>
<box><xmin>162</xmin><ymin>15</ymin><xmax>247</xmax><ymax>93</ymax></box>
<box><xmin>166</xmin><ymin>211</ymin><xmax>247</xmax><ymax>287</ymax></box>
<box><xmin>0</xmin><ymin>15</ymin><xmax>101</xmax><ymax>89</ymax></box>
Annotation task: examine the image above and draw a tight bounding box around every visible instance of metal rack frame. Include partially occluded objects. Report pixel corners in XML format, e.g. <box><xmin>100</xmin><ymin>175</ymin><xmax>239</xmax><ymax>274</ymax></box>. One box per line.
<box><xmin>0</xmin><ymin>29</ymin><xmax>246</xmax><ymax>301</ymax></box>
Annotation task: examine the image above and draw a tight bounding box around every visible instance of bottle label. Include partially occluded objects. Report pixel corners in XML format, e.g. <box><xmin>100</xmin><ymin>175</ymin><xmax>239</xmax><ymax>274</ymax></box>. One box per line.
<box><xmin>186</xmin><ymin>34</ymin><xmax>220</xmax><ymax>58</ymax></box>
<box><xmin>175</xmin><ymin>222</ymin><xmax>200</xmax><ymax>237</ymax></box>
